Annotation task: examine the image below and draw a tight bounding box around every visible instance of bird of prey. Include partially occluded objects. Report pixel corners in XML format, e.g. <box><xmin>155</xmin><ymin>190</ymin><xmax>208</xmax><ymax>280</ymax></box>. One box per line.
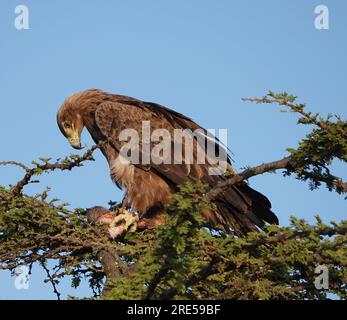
<box><xmin>57</xmin><ymin>89</ymin><xmax>278</xmax><ymax>237</ymax></box>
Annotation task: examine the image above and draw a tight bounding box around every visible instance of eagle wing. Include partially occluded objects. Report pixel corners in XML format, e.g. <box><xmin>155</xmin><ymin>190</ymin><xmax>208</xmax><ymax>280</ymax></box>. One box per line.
<box><xmin>95</xmin><ymin>101</ymin><xmax>222</xmax><ymax>185</ymax></box>
<box><xmin>95</xmin><ymin>101</ymin><xmax>278</xmax><ymax>234</ymax></box>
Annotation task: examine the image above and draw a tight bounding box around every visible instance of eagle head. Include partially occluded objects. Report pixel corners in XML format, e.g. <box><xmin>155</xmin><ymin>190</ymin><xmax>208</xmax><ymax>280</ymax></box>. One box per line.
<box><xmin>57</xmin><ymin>101</ymin><xmax>85</xmax><ymax>150</ymax></box>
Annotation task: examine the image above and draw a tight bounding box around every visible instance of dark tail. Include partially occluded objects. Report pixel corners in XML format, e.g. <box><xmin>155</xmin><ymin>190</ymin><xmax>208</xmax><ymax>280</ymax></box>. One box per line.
<box><xmin>213</xmin><ymin>183</ymin><xmax>278</xmax><ymax>236</ymax></box>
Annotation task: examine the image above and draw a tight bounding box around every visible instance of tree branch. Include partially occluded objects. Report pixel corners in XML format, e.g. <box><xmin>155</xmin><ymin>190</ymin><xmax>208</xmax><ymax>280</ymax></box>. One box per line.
<box><xmin>0</xmin><ymin>161</ymin><xmax>29</xmax><ymax>172</ymax></box>
<box><xmin>0</xmin><ymin>145</ymin><xmax>99</xmax><ymax>195</ymax></box>
<box><xmin>207</xmin><ymin>156</ymin><xmax>292</xmax><ymax>200</ymax></box>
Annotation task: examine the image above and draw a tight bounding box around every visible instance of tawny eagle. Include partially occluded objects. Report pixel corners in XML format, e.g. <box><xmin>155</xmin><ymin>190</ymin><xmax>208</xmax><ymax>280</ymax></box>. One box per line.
<box><xmin>57</xmin><ymin>89</ymin><xmax>278</xmax><ymax>236</ymax></box>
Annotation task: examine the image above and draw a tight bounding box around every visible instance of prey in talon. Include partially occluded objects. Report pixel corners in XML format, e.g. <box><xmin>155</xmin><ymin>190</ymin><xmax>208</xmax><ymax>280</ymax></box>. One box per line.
<box><xmin>86</xmin><ymin>206</ymin><xmax>139</xmax><ymax>239</ymax></box>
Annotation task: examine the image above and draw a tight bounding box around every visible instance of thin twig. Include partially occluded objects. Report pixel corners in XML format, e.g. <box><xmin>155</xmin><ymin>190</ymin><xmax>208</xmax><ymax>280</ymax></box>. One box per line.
<box><xmin>40</xmin><ymin>259</ymin><xmax>61</xmax><ymax>300</ymax></box>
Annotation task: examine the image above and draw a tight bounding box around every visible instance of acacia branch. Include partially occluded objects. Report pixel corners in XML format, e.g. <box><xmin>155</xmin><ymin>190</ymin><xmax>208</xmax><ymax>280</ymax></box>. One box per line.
<box><xmin>0</xmin><ymin>145</ymin><xmax>99</xmax><ymax>195</ymax></box>
<box><xmin>207</xmin><ymin>156</ymin><xmax>292</xmax><ymax>200</ymax></box>
<box><xmin>241</xmin><ymin>96</ymin><xmax>325</xmax><ymax>128</ymax></box>
<box><xmin>207</xmin><ymin>154</ymin><xmax>347</xmax><ymax>201</ymax></box>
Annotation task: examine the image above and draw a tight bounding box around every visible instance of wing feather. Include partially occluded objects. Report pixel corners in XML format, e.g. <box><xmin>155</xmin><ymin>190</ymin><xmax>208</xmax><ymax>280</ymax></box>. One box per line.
<box><xmin>95</xmin><ymin>100</ymin><xmax>277</xmax><ymax>235</ymax></box>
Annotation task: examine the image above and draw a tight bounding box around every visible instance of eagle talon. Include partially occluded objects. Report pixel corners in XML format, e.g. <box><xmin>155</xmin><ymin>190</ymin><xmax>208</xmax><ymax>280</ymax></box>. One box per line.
<box><xmin>108</xmin><ymin>208</ymin><xmax>139</xmax><ymax>239</ymax></box>
<box><xmin>86</xmin><ymin>206</ymin><xmax>139</xmax><ymax>239</ymax></box>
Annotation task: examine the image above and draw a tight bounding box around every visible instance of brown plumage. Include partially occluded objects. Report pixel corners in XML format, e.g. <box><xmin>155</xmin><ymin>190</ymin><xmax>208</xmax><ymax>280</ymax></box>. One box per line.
<box><xmin>57</xmin><ymin>89</ymin><xmax>278</xmax><ymax>235</ymax></box>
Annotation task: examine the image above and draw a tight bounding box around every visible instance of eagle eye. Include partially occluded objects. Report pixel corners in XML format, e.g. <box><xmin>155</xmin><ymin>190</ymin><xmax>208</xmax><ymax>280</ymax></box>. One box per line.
<box><xmin>64</xmin><ymin>123</ymin><xmax>72</xmax><ymax>129</ymax></box>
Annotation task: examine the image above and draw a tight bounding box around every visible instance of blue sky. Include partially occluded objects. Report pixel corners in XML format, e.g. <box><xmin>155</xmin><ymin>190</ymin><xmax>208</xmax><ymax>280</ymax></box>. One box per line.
<box><xmin>0</xmin><ymin>0</ymin><xmax>346</xmax><ymax>299</ymax></box>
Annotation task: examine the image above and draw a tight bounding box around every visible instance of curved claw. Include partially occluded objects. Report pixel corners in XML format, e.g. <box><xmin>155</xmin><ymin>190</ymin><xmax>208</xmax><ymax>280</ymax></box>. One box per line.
<box><xmin>107</xmin><ymin>208</ymin><xmax>139</xmax><ymax>239</ymax></box>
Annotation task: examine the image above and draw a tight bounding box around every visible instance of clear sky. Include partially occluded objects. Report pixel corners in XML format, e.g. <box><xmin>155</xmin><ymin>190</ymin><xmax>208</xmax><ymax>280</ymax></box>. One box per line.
<box><xmin>0</xmin><ymin>0</ymin><xmax>346</xmax><ymax>299</ymax></box>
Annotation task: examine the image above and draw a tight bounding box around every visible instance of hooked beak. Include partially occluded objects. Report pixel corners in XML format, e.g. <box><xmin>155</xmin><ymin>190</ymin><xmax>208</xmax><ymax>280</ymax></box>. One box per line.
<box><xmin>68</xmin><ymin>138</ymin><xmax>83</xmax><ymax>149</ymax></box>
<box><xmin>68</xmin><ymin>132</ymin><xmax>83</xmax><ymax>149</ymax></box>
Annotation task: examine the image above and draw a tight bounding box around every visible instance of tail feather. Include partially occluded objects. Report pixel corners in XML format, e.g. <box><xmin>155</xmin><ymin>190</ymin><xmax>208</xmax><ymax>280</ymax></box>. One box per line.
<box><xmin>212</xmin><ymin>182</ymin><xmax>278</xmax><ymax>235</ymax></box>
